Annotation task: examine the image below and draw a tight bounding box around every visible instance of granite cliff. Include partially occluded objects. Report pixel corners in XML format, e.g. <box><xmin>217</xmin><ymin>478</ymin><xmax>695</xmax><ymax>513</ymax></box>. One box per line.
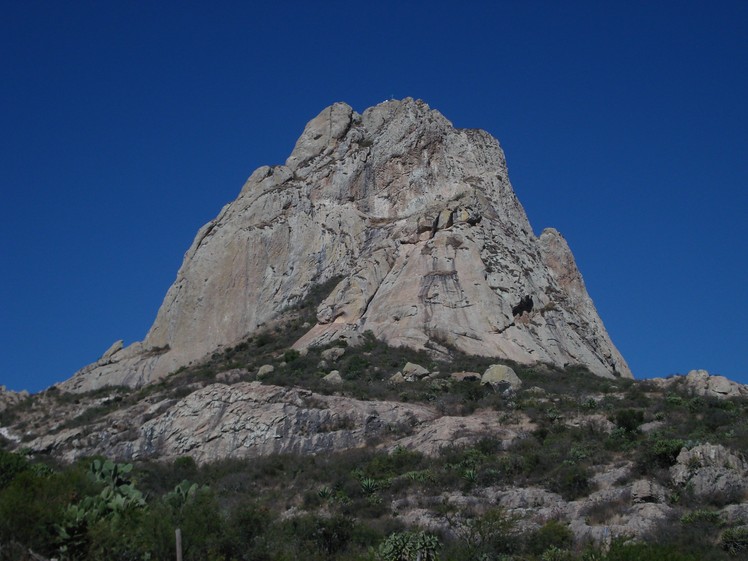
<box><xmin>62</xmin><ymin>98</ymin><xmax>630</xmax><ymax>392</ymax></box>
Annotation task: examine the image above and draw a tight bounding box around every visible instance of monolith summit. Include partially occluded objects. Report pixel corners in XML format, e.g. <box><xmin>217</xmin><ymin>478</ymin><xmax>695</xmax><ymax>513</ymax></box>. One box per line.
<box><xmin>63</xmin><ymin>98</ymin><xmax>631</xmax><ymax>392</ymax></box>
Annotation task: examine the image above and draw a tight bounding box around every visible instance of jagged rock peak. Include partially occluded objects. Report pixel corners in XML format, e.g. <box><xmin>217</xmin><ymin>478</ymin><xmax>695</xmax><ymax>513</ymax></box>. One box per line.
<box><xmin>61</xmin><ymin>98</ymin><xmax>631</xmax><ymax>392</ymax></box>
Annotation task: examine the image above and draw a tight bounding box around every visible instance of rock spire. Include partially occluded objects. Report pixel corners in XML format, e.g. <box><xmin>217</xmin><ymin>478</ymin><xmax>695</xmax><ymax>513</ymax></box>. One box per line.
<box><xmin>62</xmin><ymin>98</ymin><xmax>631</xmax><ymax>392</ymax></box>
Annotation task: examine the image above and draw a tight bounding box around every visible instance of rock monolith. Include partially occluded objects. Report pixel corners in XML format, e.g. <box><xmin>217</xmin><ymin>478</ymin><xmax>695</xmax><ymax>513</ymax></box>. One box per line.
<box><xmin>62</xmin><ymin>98</ymin><xmax>631</xmax><ymax>392</ymax></box>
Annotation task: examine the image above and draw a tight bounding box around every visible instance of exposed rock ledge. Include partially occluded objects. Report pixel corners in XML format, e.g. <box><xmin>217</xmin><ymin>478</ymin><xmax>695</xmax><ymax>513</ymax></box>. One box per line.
<box><xmin>25</xmin><ymin>382</ymin><xmax>533</xmax><ymax>465</ymax></box>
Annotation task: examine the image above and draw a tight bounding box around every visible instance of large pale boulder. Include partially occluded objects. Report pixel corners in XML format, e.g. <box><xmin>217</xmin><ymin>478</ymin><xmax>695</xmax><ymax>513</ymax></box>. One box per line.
<box><xmin>481</xmin><ymin>364</ymin><xmax>522</xmax><ymax>390</ymax></box>
<box><xmin>61</xmin><ymin>98</ymin><xmax>632</xmax><ymax>392</ymax></box>
<box><xmin>388</xmin><ymin>372</ymin><xmax>406</xmax><ymax>385</ymax></box>
<box><xmin>321</xmin><ymin>347</ymin><xmax>346</xmax><ymax>362</ymax></box>
<box><xmin>322</xmin><ymin>371</ymin><xmax>343</xmax><ymax>385</ymax></box>
<box><xmin>402</xmin><ymin>362</ymin><xmax>430</xmax><ymax>381</ymax></box>
<box><xmin>685</xmin><ymin>369</ymin><xmax>745</xmax><ymax>398</ymax></box>
<box><xmin>101</xmin><ymin>340</ymin><xmax>124</xmax><ymax>360</ymax></box>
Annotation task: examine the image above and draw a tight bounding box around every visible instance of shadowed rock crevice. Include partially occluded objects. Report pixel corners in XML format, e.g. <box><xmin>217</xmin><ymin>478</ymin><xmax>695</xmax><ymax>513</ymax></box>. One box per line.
<box><xmin>512</xmin><ymin>295</ymin><xmax>534</xmax><ymax>317</ymax></box>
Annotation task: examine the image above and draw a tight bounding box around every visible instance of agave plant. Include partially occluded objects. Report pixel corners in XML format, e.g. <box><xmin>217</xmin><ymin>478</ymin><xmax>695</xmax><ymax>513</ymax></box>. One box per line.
<box><xmin>317</xmin><ymin>485</ymin><xmax>334</xmax><ymax>499</ymax></box>
<box><xmin>360</xmin><ymin>477</ymin><xmax>379</xmax><ymax>495</ymax></box>
<box><xmin>462</xmin><ymin>468</ymin><xmax>478</xmax><ymax>484</ymax></box>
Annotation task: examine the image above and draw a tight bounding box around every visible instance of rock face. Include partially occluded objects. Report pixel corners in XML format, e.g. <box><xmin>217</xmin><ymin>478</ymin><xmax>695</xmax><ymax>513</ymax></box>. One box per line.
<box><xmin>62</xmin><ymin>98</ymin><xmax>631</xmax><ymax>392</ymax></box>
<box><xmin>631</xmin><ymin>479</ymin><xmax>667</xmax><ymax>504</ymax></box>
<box><xmin>671</xmin><ymin>443</ymin><xmax>748</xmax><ymax>502</ymax></box>
<box><xmin>23</xmin><ymin>382</ymin><xmax>532</xmax><ymax>465</ymax></box>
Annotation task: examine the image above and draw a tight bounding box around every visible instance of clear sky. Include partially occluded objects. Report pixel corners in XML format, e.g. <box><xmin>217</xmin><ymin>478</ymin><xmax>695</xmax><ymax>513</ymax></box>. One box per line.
<box><xmin>1</xmin><ymin>1</ymin><xmax>746</xmax><ymax>393</ymax></box>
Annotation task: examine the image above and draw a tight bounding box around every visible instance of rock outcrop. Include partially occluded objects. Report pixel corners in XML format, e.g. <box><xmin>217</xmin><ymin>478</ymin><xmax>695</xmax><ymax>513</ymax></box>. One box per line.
<box><xmin>392</xmin><ymin>474</ymin><xmax>679</xmax><ymax>546</ymax></box>
<box><xmin>671</xmin><ymin>443</ymin><xmax>748</xmax><ymax>503</ymax></box>
<box><xmin>24</xmin><ymin>382</ymin><xmax>532</xmax><ymax>465</ymax></box>
<box><xmin>650</xmin><ymin>369</ymin><xmax>747</xmax><ymax>399</ymax></box>
<box><xmin>0</xmin><ymin>386</ymin><xmax>28</xmax><ymax>412</ymax></box>
<box><xmin>62</xmin><ymin>98</ymin><xmax>631</xmax><ymax>392</ymax></box>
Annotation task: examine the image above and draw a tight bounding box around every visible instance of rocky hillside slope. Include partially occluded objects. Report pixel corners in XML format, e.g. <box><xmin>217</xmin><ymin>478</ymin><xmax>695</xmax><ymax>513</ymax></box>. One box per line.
<box><xmin>62</xmin><ymin>98</ymin><xmax>630</xmax><ymax>393</ymax></box>
<box><xmin>1</xmin><ymin>327</ymin><xmax>746</xmax><ymax>558</ymax></box>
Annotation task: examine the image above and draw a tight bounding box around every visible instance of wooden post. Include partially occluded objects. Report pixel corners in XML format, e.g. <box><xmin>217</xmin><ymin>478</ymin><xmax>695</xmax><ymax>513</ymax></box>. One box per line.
<box><xmin>175</xmin><ymin>528</ymin><xmax>183</xmax><ymax>561</ymax></box>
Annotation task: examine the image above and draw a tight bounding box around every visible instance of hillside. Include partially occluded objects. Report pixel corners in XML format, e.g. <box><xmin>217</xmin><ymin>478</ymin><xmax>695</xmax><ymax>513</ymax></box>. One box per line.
<box><xmin>1</xmin><ymin>316</ymin><xmax>747</xmax><ymax>559</ymax></box>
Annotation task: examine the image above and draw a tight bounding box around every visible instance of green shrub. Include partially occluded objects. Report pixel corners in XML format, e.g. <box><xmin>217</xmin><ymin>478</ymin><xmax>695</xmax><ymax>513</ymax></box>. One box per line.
<box><xmin>614</xmin><ymin>408</ymin><xmax>645</xmax><ymax>434</ymax></box>
<box><xmin>172</xmin><ymin>488</ymin><xmax>226</xmax><ymax>561</ymax></box>
<box><xmin>605</xmin><ymin>540</ymin><xmax>699</xmax><ymax>560</ymax></box>
<box><xmin>448</xmin><ymin>507</ymin><xmax>519</xmax><ymax>559</ymax></box>
<box><xmin>525</xmin><ymin>520</ymin><xmax>573</xmax><ymax>555</ymax></box>
<box><xmin>0</xmin><ymin>467</ymin><xmax>92</xmax><ymax>557</ymax></box>
<box><xmin>542</xmin><ymin>545</ymin><xmax>574</xmax><ymax>560</ymax></box>
<box><xmin>363</xmin><ymin>447</ymin><xmax>426</xmax><ymax>479</ymax></box>
<box><xmin>636</xmin><ymin>437</ymin><xmax>685</xmax><ymax>474</ymax></box>
<box><xmin>549</xmin><ymin>462</ymin><xmax>593</xmax><ymax>500</ymax></box>
<box><xmin>278</xmin><ymin>514</ymin><xmax>355</xmax><ymax>557</ymax></box>
<box><xmin>721</xmin><ymin>526</ymin><xmax>748</xmax><ymax>556</ymax></box>
<box><xmin>681</xmin><ymin>509</ymin><xmax>721</xmax><ymax>525</ymax></box>
<box><xmin>0</xmin><ymin>449</ymin><xmax>31</xmax><ymax>489</ymax></box>
<box><xmin>376</xmin><ymin>531</ymin><xmax>440</xmax><ymax>561</ymax></box>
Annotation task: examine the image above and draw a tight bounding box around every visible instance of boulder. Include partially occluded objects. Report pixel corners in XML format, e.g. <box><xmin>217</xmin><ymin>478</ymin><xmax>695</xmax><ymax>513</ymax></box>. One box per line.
<box><xmin>101</xmin><ymin>340</ymin><xmax>124</xmax><ymax>360</ymax></box>
<box><xmin>389</xmin><ymin>372</ymin><xmax>406</xmax><ymax>385</ymax></box>
<box><xmin>321</xmin><ymin>347</ymin><xmax>346</xmax><ymax>362</ymax></box>
<box><xmin>720</xmin><ymin>503</ymin><xmax>748</xmax><ymax>525</ymax></box>
<box><xmin>322</xmin><ymin>371</ymin><xmax>343</xmax><ymax>385</ymax></box>
<box><xmin>216</xmin><ymin>368</ymin><xmax>249</xmax><ymax>384</ymax></box>
<box><xmin>649</xmin><ymin>370</ymin><xmax>747</xmax><ymax>400</ymax></box>
<box><xmin>402</xmin><ymin>362</ymin><xmax>430</xmax><ymax>381</ymax></box>
<box><xmin>686</xmin><ymin>369</ymin><xmax>745</xmax><ymax>398</ymax></box>
<box><xmin>257</xmin><ymin>364</ymin><xmax>275</xmax><ymax>378</ymax></box>
<box><xmin>639</xmin><ymin>420</ymin><xmax>665</xmax><ymax>434</ymax></box>
<box><xmin>481</xmin><ymin>365</ymin><xmax>522</xmax><ymax>390</ymax></box>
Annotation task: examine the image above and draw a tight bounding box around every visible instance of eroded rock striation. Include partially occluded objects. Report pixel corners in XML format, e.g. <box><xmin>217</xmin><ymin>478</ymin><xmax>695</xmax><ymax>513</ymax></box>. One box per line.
<box><xmin>62</xmin><ymin>98</ymin><xmax>630</xmax><ymax>392</ymax></box>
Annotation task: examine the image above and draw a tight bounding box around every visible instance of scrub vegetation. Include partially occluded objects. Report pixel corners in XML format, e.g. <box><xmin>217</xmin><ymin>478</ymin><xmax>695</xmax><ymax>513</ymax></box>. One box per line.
<box><xmin>2</xmin><ymin>284</ymin><xmax>748</xmax><ymax>560</ymax></box>
<box><xmin>3</xmin><ymin>365</ymin><xmax>748</xmax><ymax>560</ymax></box>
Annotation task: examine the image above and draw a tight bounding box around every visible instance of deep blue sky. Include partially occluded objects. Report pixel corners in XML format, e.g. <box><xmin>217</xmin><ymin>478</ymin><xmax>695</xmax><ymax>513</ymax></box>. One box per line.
<box><xmin>1</xmin><ymin>1</ymin><xmax>746</xmax><ymax>393</ymax></box>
